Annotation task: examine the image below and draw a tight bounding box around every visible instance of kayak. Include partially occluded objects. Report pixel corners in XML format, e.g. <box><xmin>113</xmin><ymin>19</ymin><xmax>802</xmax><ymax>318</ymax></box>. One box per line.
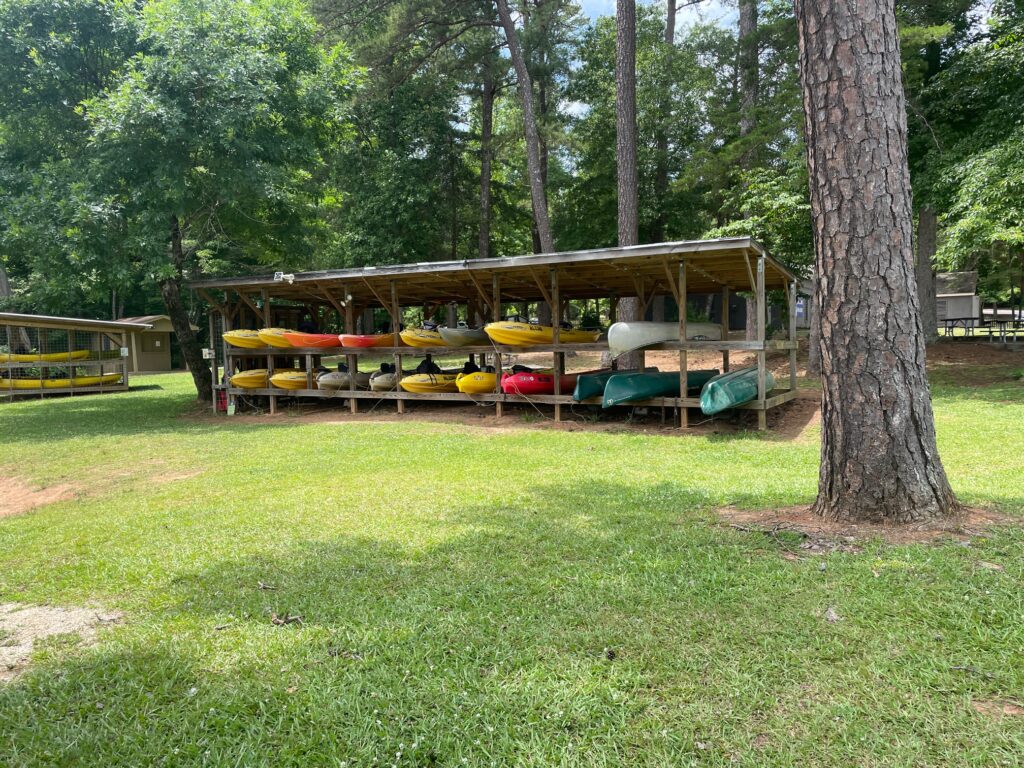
<box><xmin>398</xmin><ymin>373</ymin><xmax>460</xmax><ymax>393</ymax></box>
<box><xmin>223</xmin><ymin>330</ymin><xmax>264</xmax><ymax>349</ymax></box>
<box><xmin>572</xmin><ymin>368</ymin><xmax>659</xmax><ymax>402</ymax></box>
<box><xmin>501</xmin><ymin>369</ymin><xmax>605</xmax><ymax>396</ymax></box>
<box><xmin>484</xmin><ymin>321</ymin><xmax>601</xmax><ymax>347</ymax></box>
<box><xmin>340</xmin><ymin>334</ymin><xmax>399</xmax><ymax>348</ymax></box>
<box><xmin>270</xmin><ymin>370</ymin><xmax>315</xmax><ymax>390</ymax></box>
<box><xmin>0</xmin><ymin>350</ymin><xmax>89</xmax><ymax>363</ymax></box>
<box><xmin>440</xmin><ymin>326</ymin><xmax>489</xmax><ymax>347</ymax></box>
<box><xmin>317</xmin><ymin>370</ymin><xmax>371</xmax><ymax>390</ymax></box>
<box><xmin>1</xmin><ymin>372</ymin><xmax>121</xmax><ymax>390</ymax></box>
<box><xmin>455</xmin><ymin>371</ymin><xmax>497</xmax><ymax>394</ymax></box>
<box><xmin>400</xmin><ymin>328</ymin><xmax>444</xmax><ymax>348</ymax></box>
<box><xmin>281</xmin><ymin>332</ymin><xmax>342</xmax><ymax>349</ymax></box>
<box><xmin>256</xmin><ymin>328</ymin><xmax>296</xmax><ymax>348</ymax></box>
<box><xmin>607</xmin><ymin>321</ymin><xmax>723</xmax><ymax>358</ymax></box>
<box><xmin>369</xmin><ymin>370</ymin><xmax>403</xmax><ymax>391</ymax></box>
<box><xmin>699</xmin><ymin>367</ymin><xmax>775</xmax><ymax>415</ymax></box>
<box><xmin>230</xmin><ymin>368</ymin><xmax>274</xmax><ymax>389</ymax></box>
<box><xmin>602</xmin><ymin>370</ymin><xmax>719</xmax><ymax>408</ymax></box>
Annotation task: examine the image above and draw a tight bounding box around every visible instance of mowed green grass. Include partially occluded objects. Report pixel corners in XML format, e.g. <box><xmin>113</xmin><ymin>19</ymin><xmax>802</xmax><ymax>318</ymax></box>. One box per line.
<box><xmin>0</xmin><ymin>363</ymin><xmax>1022</xmax><ymax>767</ymax></box>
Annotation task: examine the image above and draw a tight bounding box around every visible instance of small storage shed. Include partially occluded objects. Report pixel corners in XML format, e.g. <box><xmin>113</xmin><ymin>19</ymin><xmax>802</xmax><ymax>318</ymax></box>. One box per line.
<box><xmin>119</xmin><ymin>315</ymin><xmax>198</xmax><ymax>373</ymax></box>
<box><xmin>936</xmin><ymin>271</ymin><xmax>980</xmax><ymax>325</ymax></box>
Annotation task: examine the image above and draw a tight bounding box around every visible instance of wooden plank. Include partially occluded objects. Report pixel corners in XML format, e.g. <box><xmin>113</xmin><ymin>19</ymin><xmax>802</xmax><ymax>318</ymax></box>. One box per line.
<box><xmin>235</xmin><ymin>290</ymin><xmax>261</xmax><ymax>319</ymax></box>
<box><xmin>315</xmin><ymin>281</ymin><xmax>347</xmax><ymax>317</ymax></box>
<box><xmin>493</xmin><ymin>272</ymin><xmax>502</xmax><ymax>417</ymax></box>
<box><xmin>788</xmin><ymin>280</ymin><xmax>798</xmax><ymax>392</ymax></box>
<box><xmin>195</xmin><ymin>288</ymin><xmax>226</xmax><ymax>313</ymax></box>
<box><xmin>391</xmin><ymin>280</ymin><xmax>404</xmax><ymax>414</ymax></box>
<box><xmin>721</xmin><ymin>285</ymin><xmax>730</xmax><ymax>372</ymax></box>
<box><xmin>551</xmin><ymin>268</ymin><xmax>562</xmax><ymax>422</ymax></box>
<box><xmin>756</xmin><ymin>256</ymin><xmax>767</xmax><ymax>431</ymax></box>
<box><xmin>679</xmin><ymin>260</ymin><xmax>688</xmax><ymax>429</ymax></box>
<box><xmin>344</xmin><ymin>298</ymin><xmax>358</xmax><ymax>414</ymax></box>
<box><xmin>467</xmin><ymin>270</ymin><xmax>495</xmax><ymax>313</ymax></box>
<box><xmin>662</xmin><ymin>257</ymin><xmax>680</xmax><ymax>303</ymax></box>
<box><xmin>530</xmin><ymin>269</ymin><xmax>553</xmax><ymax>307</ymax></box>
<box><xmin>208</xmin><ymin>308</ymin><xmax>218</xmax><ymax>411</ymax></box>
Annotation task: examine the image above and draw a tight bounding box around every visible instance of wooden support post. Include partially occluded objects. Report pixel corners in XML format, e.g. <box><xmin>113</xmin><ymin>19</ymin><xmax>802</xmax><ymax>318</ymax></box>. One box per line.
<box><xmin>679</xmin><ymin>261</ymin><xmax>689</xmax><ymax>429</ymax></box>
<box><xmin>721</xmin><ymin>286</ymin><xmax>730</xmax><ymax>372</ymax></box>
<box><xmin>344</xmin><ymin>292</ymin><xmax>358</xmax><ymax>414</ymax></box>
<box><xmin>551</xmin><ymin>268</ymin><xmax>562</xmax><ymax>422</ymax></box>
<box><xmin>391</xmin><ymin>281</ymin><xmax>404</xmax><ymax>414</ymax></box>
<box><xmin>208</xmin><ymin>308</ymin><xmax>218</xmax><ymax>411</ymax></box>
<box><xmin>120</xmin><ymin>331</ymin><xmax>129</xmax><ymax>394</ymax></box>
<box><xmin>262</xmin><ymin>289</ymin><xmax>276</xmax><ymax>415</ymax></box>
<box><xmin>756</xmin><ymin>255</ymin><xmax>767</xmax><ymax>431</ymax></box>
<box><xmin>222</xmin><ymin>306</ymin><xmax>235</xmax><ymax>413</ymax></box>
<box><xmin>788</xmin><ymin>279</ymin><xmax>798</xmax><ymax>392</ymax></box>
<box><xmin>493</xmin><ymin>273</ymin><xmax>503</xmax><ymax>418</ymax></box>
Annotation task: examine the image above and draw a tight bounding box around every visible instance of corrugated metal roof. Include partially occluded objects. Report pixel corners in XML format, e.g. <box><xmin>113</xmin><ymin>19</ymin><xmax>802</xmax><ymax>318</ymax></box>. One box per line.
<box><xmin>0</xmin><ymin>312</ymin><xmax>152</xmax><ymax>332</ymax></box>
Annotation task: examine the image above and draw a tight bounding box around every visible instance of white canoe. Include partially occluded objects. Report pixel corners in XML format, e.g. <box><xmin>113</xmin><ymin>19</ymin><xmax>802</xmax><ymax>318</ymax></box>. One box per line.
<box><xmin>607</xmin><ymin>321</ymin><xmax>723</xmax><ymax>358</ymax></box>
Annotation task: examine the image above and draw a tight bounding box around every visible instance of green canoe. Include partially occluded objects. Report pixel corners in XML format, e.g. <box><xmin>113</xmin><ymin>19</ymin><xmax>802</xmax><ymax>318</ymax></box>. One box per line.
<box><xmin>699</xmin><ymin>366</ymin><xmax>776</xmax><ymax>415</ymax></box>
<box><xmin>573</xmin><ymin>367</ymin><xmax>658</xmax><ymax>402</ymax></box>
<box><xmin>602</xmin><ymin>370</ymin><xmax>719</xmax><ymax>408</ymax></box>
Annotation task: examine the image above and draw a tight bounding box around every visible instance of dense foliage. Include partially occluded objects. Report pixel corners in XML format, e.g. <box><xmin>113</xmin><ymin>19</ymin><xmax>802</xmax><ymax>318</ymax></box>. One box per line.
<box><xmin>1</xmin><ymin>0</ymin><xmax>1021</xmax><ymax>315</ymax></box>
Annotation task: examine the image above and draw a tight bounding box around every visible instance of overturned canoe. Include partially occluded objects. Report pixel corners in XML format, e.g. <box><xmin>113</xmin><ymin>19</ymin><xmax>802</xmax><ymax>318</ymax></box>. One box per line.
<box><xmin>699</xmin><ymin>367</ymin><xmax>775</xmax><ymax>415</ymax></box>
<box><xmin>602</xmin><ymin>370</ymin><xmax>719</xmax><ymax>408</ymax></box>
<box><xmin>572</xmin><ymin>368</ymin><xmax>658</xmax><ymax>402</ymax></box>
<box><xmin>607</xmin><ymin>321</ymin><xmax>723</xmax><ymax>358</ymax></box>
<box><xmin>439</xmin><ymin>326</ymin><xmax>489</xmax><ymax>347</ymax></box>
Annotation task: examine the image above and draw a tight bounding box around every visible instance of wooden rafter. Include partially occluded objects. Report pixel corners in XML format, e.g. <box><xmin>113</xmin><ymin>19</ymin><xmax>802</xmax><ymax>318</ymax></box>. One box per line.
<box><xmin>467</xmin><ymin>271</ymin><xmax>495</xmax><ymax>312</ymax></box>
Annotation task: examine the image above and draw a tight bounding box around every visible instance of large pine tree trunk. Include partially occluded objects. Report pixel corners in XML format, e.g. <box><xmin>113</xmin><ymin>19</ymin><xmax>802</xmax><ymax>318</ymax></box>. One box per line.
<box><xmin>162</xmin><ymin>215</ymin><xmax>213</xmax><ymax>402</ymax></box>
<box><xmin>479</xmin><ymin>75</ymin><xmax>494</xmax><ymax>260</ymax></box>
<box><xmin>738</xmin><ymin>0</ymin><xmax>759</xmax><ymax>166</ymax></box>
<box><xmin>795</xmin><ymin>0</ymin><xmax>957</xmax><ymax>522</ymax></box>
<box><xmin>916</xmin><ymin>207</ymin><xmax>938</xmax><ymax>343</ymax></box>
<box><xmin>616</xmin><ymin>0</ymin><xmax>641</xmax><ymax>368</ymax></box>
<box><xmin>494</xmin><ymin>0</ymin><xmax>554</xmax><ymax>253</ymax></box>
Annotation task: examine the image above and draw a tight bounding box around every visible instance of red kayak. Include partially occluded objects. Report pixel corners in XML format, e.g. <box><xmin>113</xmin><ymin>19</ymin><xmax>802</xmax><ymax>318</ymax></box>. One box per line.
<box><xmin>501</xmin><ymin>368</ymin><xmax>609</xmax><ymax>396</ymax></box>
<box><xmin>281</xmin><ymin>332</ymin><xmax>343</xmax><ymax>349</ymax></box>
<box><xmin>339</xmin><ymin>334</ymin><xmax>404</xmax><ymax>348</ymax></box>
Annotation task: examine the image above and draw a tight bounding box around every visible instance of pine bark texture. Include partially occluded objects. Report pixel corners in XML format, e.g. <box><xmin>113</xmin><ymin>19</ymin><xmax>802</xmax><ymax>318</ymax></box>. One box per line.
<box><xmin>652</xmin><ymin>0</ymin><xmax>676</xmax><ymax>241</ymax></box>
<box><xmin>494</xmin><ymin>0</ymin><xmax>554</xmax><ymax>253</ymax></box>
<box><xmin>163</xmin><ymin>215</ymin><xmax>212</xmax><ymax>402</ymax></box>
<box><xmin>616</xmin><ymin>0</ymin><xmax>641</xmax><ymax>367</ymax></box>
<box><xmin>794</xmin><ymin>0</ymin><xmax>957</xmax><ymax>522</ymax></box>
<box><xmin>916</xmin><ymin>208</ymin><xmax>938</xmax><ymax>343</ymax></box>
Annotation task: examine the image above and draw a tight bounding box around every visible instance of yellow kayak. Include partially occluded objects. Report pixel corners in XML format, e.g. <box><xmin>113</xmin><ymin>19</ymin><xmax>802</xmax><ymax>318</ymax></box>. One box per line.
<box><xmin>223</xmin><ymin>330</ymin><xmax>264</xmax><ymax>349</ymax></box>
<box><xmin>257</xmin><ymin>328</ymin><xmax>295</xmax><ymax>348</ymax></box>
<box><xmin>0</xmin><ymin>349</ymin><xmax>90</xmax><ymax>363</ymax></box>
<box><xmin>1</xmin><ymin>372</ymin><xmax>121</xmax><ymax>390</ymax></box>
<box><xmin>228</xmin><ymin>368</ymin><xmax>298</xmax><ymax>389</ymax></box>
<box><xmin>400</xmin><ymin>327</ymin><xmax>444</xmax><ymax>348</ymax></box>
<box><xmin>398</xmin><ymin>373</ymin><xmax>460</xmax><ymax>393</ymax></box>
<box><xmin>455</xmin><ymin>371</ymin><xmax>497</xmax><ymax>394</ymax></box>
<box><xmin>270</xmin><ymin>370</ymin><xmax>315</xmax><ymax>390</ymax></box>
<box><xmin>483</xmin><ymin>322</ymin><xmax>601</xmax><ymax>347</ymax></box>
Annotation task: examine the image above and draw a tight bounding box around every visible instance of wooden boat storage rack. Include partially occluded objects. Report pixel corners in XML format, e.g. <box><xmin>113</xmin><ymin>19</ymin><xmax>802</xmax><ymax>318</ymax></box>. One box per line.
<box><xmin>191</xmin><ymin>238</ymin><xmax>800</xmax><ymax>430</ymax></box>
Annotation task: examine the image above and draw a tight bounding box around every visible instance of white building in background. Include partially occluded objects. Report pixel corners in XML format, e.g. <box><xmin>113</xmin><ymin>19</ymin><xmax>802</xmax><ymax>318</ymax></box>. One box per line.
<box><xmin>936</xmin><ymin>271</ymin><xmax>980</xmax><ymax>326</ymax></box>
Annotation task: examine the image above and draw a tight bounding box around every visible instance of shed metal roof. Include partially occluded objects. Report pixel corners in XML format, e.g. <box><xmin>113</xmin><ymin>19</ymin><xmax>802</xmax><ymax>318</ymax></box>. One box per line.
<box><xmin>0</xmin><ymin>312</ymin><xmax>152</xmax><ymax>333</ymax></box>
<box><xmin>188</xmin><ymin>238</ymin><xmax>796</xmax><ymax>307</ymax></box>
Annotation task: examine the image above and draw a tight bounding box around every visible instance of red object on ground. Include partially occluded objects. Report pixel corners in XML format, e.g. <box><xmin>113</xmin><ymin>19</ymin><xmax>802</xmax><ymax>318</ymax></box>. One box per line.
<box><xmin>501</xmin><ymin>369</ymin><xmax>608</xmax><ymax>396</ymax></box>
<box><xmin>339</xmin><ymin>334</ymin><xmax>402</xmax><ymax>348</ymax></box>
<box><xmin>216</xmin><ymin>389</ymin><xmax>228</xmax><ymax>412</ymax></box>
<box><xmin>281</xmin><ymin>332</ymin><xmax>343</xmax><ymax>348</ymax></box>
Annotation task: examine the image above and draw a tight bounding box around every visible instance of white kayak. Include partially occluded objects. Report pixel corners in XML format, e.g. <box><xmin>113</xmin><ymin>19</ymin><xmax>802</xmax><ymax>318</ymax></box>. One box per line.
<box><xmin>607</xmin><ymin>321</ymin><xmax>723</xmax><ymax>358</ymax></box>
<box><xmin>317</xmin><ymin>371</ymin><xmax>372</xmax><ymax>391</ymax></box>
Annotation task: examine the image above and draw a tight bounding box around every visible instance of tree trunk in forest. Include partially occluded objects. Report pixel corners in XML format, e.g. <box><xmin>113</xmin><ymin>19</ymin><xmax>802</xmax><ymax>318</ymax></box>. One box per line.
<box><xmin>738</xmin><ymin>0</ymin><xmax>759</xmax><ymax>167</ymax></box>
<box><xmin>495</xmin><ymin>0</ymin><xmax>554</xmax><ymax>253</ymax></box>
<box><xmin>916</xmin><ymin>208</ymin><xmax>938</xmax><ymax>344</ymax></box>
<box><xmin>479</xmin><ymin>74</ymin><xmax>494</xmax><ymax>260</ymax></box>
<box><xmin>162</xmin><ymin>215</ymin><xmax>212</xmax><ymax>402</ymax></box>
<box><xmin>794</xmin><ymin>0</ymin><xmax>957</xmax><ymax>522</ymax></box>
<box><xmin>616</xmin><ymin>0</ymin><xmax>641</xmax><ymax>368</ymax></box>
<box><xmin>652</xmin><ymin>0</ymin><xmax>676</xmax><ymax>242</ymax></box>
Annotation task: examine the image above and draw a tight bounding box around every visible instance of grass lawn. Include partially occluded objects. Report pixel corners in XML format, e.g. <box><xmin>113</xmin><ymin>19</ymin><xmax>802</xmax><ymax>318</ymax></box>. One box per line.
<box><xmin>1</xmin><ymin>357</ymin><xmax>1023</xmax><ymax>766</ymax></box>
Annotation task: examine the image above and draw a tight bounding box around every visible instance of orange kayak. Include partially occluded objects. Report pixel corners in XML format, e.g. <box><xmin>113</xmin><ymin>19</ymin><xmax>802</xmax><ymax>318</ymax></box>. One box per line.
<box><xmin>281</xmin><ymin>332</ymin><xmax>342</xmax><ymax>349</ymax></box>
<box><xmin>339</xmin><ymin>334</ymin><xmax>403</xmax><ymax>348</ymax></box>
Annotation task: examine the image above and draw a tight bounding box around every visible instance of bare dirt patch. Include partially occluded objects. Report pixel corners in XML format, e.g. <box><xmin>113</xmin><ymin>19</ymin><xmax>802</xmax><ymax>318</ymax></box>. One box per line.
<box><xmin>972</xmin><ymin>699</ymin><xmax>1024</xmax><ymax>719</ymax></box>
<box><xmin>0</xmin><ymin>476</ymin><xmax>76</xmax><ymax>518</ymax></box>
<box><xmin>0</xmin><ymin>603</ymin><xmax>122</xmax><ymax>681</ymax></box>
<box><xmin>715</xmin><ymin>504</ymin><xmax>1018</xmax><ymax>547</ymax></box>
